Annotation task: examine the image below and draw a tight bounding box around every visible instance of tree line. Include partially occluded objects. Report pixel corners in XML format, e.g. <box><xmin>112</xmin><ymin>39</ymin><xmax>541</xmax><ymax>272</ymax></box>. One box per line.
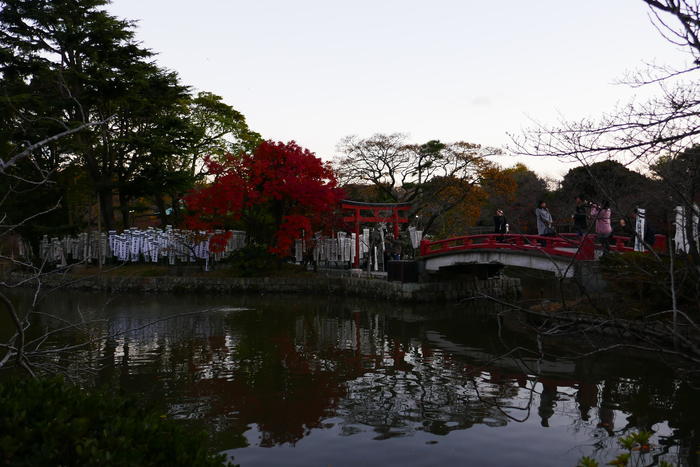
<box><xmin>0</xmin><ymin>0</ymin><xmax>260</xmax><ymax>245</ymax></box>
<box><xmin>334</xmin><ymin>133</ymin><xmax>697</xmax><ymax>243</ymax></box>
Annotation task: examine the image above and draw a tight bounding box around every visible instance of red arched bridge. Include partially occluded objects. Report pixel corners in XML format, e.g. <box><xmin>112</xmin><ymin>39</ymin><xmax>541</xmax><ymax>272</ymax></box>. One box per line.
<box><xmin>419</xmin><ymin>233</ymin><xmax>667</xmax><ymax>278</ymax></box>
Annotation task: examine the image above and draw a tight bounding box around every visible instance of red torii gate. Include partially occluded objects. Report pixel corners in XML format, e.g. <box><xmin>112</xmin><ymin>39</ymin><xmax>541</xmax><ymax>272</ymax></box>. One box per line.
<box><xmin>341</xmin><ymin>200</ymin><xmax>411</xmax><ymax>268</ymax></box>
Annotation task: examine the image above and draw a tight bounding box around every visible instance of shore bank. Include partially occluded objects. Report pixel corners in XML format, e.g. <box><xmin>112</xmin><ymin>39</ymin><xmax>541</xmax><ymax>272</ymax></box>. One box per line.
<box><xmin>4</xmin><ymin>270</ymin><xmax>521</xmax><ymax>303</ymax></box>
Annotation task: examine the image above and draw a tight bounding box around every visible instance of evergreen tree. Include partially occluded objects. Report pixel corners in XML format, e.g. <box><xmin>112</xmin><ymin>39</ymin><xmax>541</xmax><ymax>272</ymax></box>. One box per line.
<box><xmin>0</xmin><ymin>0</ymin><xmax>259</xmax><ymax>233</ymax></box>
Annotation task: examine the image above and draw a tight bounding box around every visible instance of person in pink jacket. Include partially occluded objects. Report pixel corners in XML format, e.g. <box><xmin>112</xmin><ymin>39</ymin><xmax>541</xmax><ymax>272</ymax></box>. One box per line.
<box><xmin>590</xmin><ymin>200</ymin><xmax>612</xmax><ymax>253</ymax></box>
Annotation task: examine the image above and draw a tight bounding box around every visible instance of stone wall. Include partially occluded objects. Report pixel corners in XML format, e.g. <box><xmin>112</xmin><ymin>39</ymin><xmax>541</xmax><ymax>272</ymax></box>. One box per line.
<box><xmin>4</xmin><ymin>271</ymin><xmax>521</xmax><ymax>303</ymax></box>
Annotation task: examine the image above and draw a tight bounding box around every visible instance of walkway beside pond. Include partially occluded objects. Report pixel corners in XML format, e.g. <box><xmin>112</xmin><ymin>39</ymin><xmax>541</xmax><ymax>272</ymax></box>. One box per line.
<box><xmin>4</xmin><ymin>270</ymin><xmax>521</xmax><ymax>303</ymax></box>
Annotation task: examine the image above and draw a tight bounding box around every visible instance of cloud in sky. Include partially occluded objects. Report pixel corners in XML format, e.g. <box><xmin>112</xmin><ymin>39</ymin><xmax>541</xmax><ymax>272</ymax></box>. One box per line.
<box><xmin>107</xmin><ymin>0</ymin><xmax>689</xmax><ymax>178</ymax></box>
<box><xmin>470</xmin><ymin>96</ymin><xmax>492</xmax><ymax>107</ymax></box>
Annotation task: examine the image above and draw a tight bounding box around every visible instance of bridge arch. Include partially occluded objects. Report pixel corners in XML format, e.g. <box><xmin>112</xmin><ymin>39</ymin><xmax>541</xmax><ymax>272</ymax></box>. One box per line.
<box><xmin>419</xmin><ymin>233</ymin><xmax>666</xmax><ymax>277</ymax></box>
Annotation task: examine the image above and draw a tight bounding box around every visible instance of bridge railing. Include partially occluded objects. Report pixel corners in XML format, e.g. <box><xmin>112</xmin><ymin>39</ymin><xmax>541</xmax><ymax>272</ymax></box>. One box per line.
<box><xmin>419</xmin><ymin>233</ymin><xmax>594</xmax><ymax>259</ymax></box>
<box><xmin>558</xmin><ymin>233</ymin><xmax>667</xmax><ymax>253</ymax></box>
<box><xmin>419</xmin><ymin>233</ymin><xmax>667</xmax><ymax>260</ymax></box>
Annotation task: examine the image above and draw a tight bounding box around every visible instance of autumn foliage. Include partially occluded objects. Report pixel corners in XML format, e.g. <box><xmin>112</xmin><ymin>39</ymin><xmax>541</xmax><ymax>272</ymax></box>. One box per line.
<box><xmin>184</xmin><ymin>141</ymin><xmax>344</xmax><ymax>256</ymax></box>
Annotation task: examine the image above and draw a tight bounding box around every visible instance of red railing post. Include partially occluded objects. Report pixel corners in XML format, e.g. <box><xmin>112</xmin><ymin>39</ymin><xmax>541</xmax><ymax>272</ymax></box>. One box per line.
<box><xmin>614</xmin><ymin>236</ymin><xmax>626</xmax><ymax>251</ymax></box>
<box><xmin>419</xmin><ymin>239</ymin><xmax>429</xmax><ymax>256</ymax></box>
<box><xmin>653</xmin><ymin>234</ymin><xmax>667</xmax><ymax>253</ymax></box>
<box><xmin>577</xmin><ymin>235</ymin><xmax>595</xmax><ymax>260</ymax></box>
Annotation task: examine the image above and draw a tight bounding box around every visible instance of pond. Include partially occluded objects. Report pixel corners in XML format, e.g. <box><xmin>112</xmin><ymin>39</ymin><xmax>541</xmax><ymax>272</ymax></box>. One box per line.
<box><xmin>6</xmin><ymin>290</ymin><xmax>698</xmax><ymax>466</ymax></box>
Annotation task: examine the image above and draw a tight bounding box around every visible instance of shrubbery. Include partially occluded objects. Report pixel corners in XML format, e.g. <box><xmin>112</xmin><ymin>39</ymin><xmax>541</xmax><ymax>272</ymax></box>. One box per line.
<box><xmin>599</xmin><ymin>252</ymin><xmax>700</xmax><ymax>317</ymax></box>
<box><xmin>0</xmin><ymin>377</ymin><xmax>233</xmax><ymax>466</ymax></box>
<box><xmin>223</xmin><ymin>244</ymin><xmax>306</xmax><ymax>277</ymax></box>
<box><xmin>223</xmin><ymin>244</ymin><xmax>282</xmax><ymax>276</ymax></box>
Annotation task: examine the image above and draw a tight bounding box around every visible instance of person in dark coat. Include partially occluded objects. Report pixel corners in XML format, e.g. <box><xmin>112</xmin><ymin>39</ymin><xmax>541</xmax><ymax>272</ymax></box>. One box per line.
<box><xmin>388</xmin><ymin>233</ymin><xmax>402</xmax><ymax>260</ymax></box>
<box><xmin>615</xmin><ymin>218</ymin><xmax>633</xmax><ymax>237</ymax></box>
<box><xmin>571</xmin><ymin>195</ymin><xmax>589</xmax><ymax>238</ymax></box>
<box><xmin>642</xmin><ymin>219</ymin><xmax>656</xmax><ymax>247</ymax></box>
<box><xmin>494</xmin><ymin>209</ymin><xmax>507</xmax><ymax>236</ymax></box>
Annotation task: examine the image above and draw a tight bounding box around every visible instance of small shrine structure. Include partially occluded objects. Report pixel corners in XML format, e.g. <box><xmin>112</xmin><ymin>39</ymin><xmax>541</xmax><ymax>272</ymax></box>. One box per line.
<box><xmin>341</xmin><ymin>200</ymin><xmax>411</xmax><ymax>267</ymax></box>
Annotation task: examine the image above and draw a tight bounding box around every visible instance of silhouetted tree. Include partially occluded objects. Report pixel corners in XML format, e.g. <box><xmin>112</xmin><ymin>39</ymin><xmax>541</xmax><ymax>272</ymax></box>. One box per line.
<box><xmin>335</xmin><ymin>133</ymin><xmax>503</xmax><ymax>234</ymax></box>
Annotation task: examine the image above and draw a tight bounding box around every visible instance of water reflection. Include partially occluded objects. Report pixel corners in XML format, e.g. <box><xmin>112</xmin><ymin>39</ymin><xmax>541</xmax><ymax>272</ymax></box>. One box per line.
<box><xmin>17</xmin><ymin>291</ymin><xmax>700</xmax><ymax>466</ymax></box>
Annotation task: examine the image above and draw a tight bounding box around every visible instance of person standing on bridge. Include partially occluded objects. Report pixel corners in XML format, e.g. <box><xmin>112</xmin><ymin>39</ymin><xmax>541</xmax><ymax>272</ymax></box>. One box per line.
<box><xmin>571</xmin><ymin>195</ymin><xmax>589</xmax><ymax>238</ymax></box>
<box><xmin>494</xmin><ymin>209</ymin><xmax>507</xmax><ymax>240</ymax></box>
<box><xmin>590</xmin><ymin>201</ymin><xmax>612</xmax><ymax>253</ymax></box>
<box><xmin>535</xmin><ymin>201</ymin><xmax>555</xmax><ymax>236</ymax></box>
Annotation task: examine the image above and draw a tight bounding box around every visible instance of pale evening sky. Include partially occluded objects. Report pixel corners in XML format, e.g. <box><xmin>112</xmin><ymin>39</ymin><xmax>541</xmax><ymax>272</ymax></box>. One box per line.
<box><xmin>107</xmin><ymin>0</ymin><xmax>689</xmax><ymax>178</ymax></box>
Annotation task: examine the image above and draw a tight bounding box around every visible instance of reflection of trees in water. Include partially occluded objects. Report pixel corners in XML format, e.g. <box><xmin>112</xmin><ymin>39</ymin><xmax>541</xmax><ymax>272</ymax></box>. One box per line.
<box><xmin>291</xmin><ymin>307</ymin><xmax>525</xmax><ymax>436</ymax></box>
<box><xmin>29</xmin><ymin>293</ymin><xmax>700</xmax><ymax>463</ymax></box>
<box><xmin>338</xmin><ymin>352</ymin><xmax>521</xmax><ymax>438</ymax></box>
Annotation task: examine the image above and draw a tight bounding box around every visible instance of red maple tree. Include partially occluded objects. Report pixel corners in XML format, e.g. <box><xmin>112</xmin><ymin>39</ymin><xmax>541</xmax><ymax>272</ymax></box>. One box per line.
<box><xmin>184</xmin><ymin>141</ymin><xmax>344</xmax><ymax>256</ymax></box>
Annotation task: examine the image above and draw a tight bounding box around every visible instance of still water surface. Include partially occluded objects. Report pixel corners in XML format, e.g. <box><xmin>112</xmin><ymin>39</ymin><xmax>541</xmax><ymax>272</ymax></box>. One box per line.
<box><xmin>10</xmin><ymin>291</ymin><xmax>699</xmax><ymax>466</ymax></box>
